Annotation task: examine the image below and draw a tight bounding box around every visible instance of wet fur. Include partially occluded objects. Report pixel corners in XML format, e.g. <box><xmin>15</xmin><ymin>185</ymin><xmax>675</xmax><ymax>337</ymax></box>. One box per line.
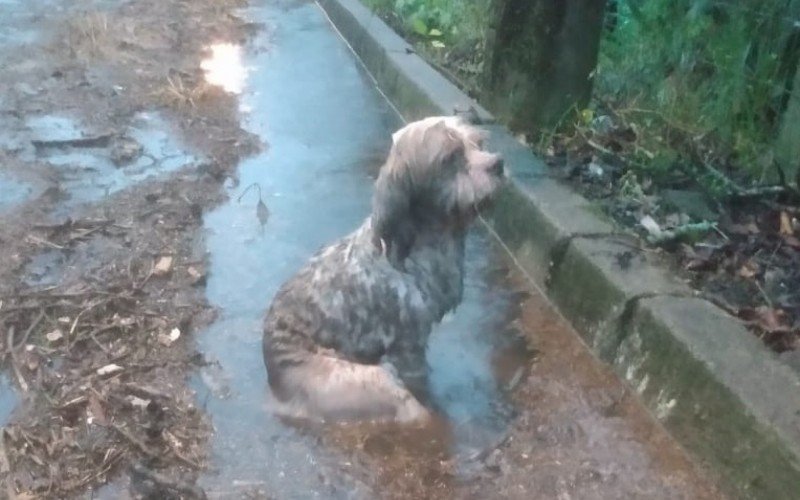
<box><xmin>262</xmin><ymin>116</ymin><xmax>504</xmax><ymax>423</ymax></box>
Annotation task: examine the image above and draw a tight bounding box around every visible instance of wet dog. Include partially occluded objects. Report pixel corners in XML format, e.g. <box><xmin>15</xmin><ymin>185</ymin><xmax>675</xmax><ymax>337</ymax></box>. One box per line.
<box><xmin>262</xmin><ymin>116</ymin><xmax>505</xmax><ymax>423</ymax></box>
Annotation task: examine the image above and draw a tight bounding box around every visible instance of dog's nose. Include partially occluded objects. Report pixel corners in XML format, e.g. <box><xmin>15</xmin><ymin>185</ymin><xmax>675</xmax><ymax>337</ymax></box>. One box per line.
<box><xmin>489</xmin><ymin>156</ymin><xmax>504</xmax><ymax>175</ymax></box>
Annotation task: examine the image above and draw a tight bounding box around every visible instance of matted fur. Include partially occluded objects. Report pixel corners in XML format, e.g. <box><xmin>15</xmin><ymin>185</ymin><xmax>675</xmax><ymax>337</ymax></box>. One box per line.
<box><xmin>262</xmin><ymin>116</ymin><xmax>505</xmax><ymax>423</ymax></box>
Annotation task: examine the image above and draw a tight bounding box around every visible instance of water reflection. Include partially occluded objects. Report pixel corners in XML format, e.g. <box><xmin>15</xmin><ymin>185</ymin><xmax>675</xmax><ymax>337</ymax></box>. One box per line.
<box><xmin>201</xmin><ymin>43</ymin><xmax>247</xmax><ymax>94</ymax></box>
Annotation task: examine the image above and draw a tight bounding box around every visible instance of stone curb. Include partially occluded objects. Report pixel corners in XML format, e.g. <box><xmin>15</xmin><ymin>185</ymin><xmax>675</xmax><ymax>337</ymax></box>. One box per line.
<box><xmin>316</xmin><ymin>0</ymin><xmax>800</xmax><ymax>497</ymax></box>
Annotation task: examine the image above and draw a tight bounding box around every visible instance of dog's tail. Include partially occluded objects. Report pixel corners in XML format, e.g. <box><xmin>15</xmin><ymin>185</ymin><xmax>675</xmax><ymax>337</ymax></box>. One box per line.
<box><xmin>265</xmin><ymin>351</ymin><xmax>430</xmax><ymax>424</ymax></box>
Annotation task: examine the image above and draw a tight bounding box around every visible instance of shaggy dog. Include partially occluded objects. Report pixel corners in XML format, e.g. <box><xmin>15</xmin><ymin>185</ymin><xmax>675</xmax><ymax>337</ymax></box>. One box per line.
<box><xmin>262</xmin><ymin>116</ymin><xmax>505</xmax><ymax>423</ymax></box>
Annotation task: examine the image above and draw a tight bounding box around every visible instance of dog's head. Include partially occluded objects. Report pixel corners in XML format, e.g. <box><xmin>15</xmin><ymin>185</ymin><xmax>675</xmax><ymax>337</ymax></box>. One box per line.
<box><xmin>372</xmin><ymin>116</ymin><xmax>505</xmax><ymax>263</ymax></box>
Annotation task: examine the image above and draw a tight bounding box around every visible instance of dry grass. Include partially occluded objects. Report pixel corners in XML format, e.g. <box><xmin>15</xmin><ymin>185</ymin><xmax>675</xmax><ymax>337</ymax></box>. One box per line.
<box><xmin>65</xmin><ymin>12</ymin><xmax>112</xmax><ymax>59</ymax></box>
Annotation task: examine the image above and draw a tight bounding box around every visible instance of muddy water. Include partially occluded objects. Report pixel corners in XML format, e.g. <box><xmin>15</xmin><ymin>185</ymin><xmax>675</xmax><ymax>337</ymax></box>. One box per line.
<box><xmin>23</xmin><ymin>112</ymin><xmax>195</xmax><ymax>216</ymax></box>
<box><xmin>0</xmin><ymin>373</ymin><xmax>17</xmax><ymax>425</ymax></box>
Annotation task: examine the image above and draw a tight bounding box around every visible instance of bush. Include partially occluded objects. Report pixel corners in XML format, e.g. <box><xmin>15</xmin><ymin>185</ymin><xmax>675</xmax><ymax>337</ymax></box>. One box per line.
<box><xmin>597</xmin><ymin>1</ymin><xmax>800</xmax><ymax>180</ymax></box>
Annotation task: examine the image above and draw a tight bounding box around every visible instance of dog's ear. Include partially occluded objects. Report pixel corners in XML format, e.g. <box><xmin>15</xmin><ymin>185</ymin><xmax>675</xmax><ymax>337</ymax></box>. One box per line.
<box><xmin>372</xmin><ymin>168</ymin><xmax>415</xmax><ymax>267</ymax></box>
<box><xmin>421</xmin><ymin>121</ymin><xmax>462</xmax><ymax>167</ymax></box>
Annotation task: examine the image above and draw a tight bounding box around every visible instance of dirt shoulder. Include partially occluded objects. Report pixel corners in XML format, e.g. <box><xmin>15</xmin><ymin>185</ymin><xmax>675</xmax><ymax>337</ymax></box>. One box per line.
<box><xmin>0</xmin><ymin>0</ymin><xmax>257</xmax><ymax>497</ymax></box>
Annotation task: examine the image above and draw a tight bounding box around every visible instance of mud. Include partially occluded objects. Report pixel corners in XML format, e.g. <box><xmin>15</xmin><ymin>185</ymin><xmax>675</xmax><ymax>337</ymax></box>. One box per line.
<box><xmin>0</xmin><ymin>0</ymin><xmax>252</xmax><ymax>496</ymax></box>
<box><xmin>0</xmin><ymin>0</ymin><xmax>725</xmax><ymax>498</ymax></box>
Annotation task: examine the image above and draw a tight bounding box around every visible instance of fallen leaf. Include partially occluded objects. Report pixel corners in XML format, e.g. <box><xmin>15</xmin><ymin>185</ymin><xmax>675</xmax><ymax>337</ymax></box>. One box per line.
<box><xmin>157</xmin><ymin>327</ymin><xmax>181</xmax><ymax>346</ymax></box>
<box><xmin>45</xmin><ymin>329</ymin><xmax>64</xmax><ymax>343</ymax></box>
<box><xmin>256</xmin><ymin>199</ymin><xmax>269</xmax><ymax>226</ymax></box>
<box><xmin>153</xmin><ymin>256</ymin><xmax>173</xmax><ymax>276</ymax></box>
<box><xmin>87</xmin><ymin>393</ymin><xmax>108</xmax><ymax>425</ymax></box>
<box><xmin>97</xmin><ymin>364</ymin><xmax>124</xmax><ymax>376</ymax></box>
<box><xmin>780</xmin><ymin>211</ymin><xmax>794</xmax><ymax>235</ymax></box>
<box><xmin>127</xmin><ymin>395</ymin><xmax>151</xmax><ymax>409</ymax></box>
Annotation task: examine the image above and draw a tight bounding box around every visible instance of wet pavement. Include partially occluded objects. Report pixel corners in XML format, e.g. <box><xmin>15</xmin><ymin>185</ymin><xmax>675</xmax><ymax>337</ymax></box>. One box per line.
<box><xmin>189</xmin><ymin>1</ymin><xmax>722</xmax><ymax>499</ymax></box>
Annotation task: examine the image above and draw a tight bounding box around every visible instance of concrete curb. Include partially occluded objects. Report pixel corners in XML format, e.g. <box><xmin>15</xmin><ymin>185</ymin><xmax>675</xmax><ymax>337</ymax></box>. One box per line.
<box><xmin>317</xmin><ymin>0</ymin><xmax>800</xmax><ymax>497</ymax></box>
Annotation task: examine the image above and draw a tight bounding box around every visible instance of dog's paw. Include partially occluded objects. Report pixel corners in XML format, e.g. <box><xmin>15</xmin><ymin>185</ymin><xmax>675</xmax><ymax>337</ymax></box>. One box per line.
<box><xmin>394</xmin><ymin>395</ymin><xmax>432</xmax><ymax>424</ymax></box>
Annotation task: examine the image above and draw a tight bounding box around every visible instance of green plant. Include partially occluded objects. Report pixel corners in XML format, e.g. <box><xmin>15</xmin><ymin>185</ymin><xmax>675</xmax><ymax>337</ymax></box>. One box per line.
<box><xmin>597</xmin><ymin>0</ymin><xmax>799</xmax><ymax>180</ymax></box>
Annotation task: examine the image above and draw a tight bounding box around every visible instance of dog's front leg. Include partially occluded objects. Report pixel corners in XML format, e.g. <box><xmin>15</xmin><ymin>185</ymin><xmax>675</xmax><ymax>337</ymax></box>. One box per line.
<box><xmin>385</xmin><ymin>337</ymin><xmax>431</xmax><ymax>404</ymax></box>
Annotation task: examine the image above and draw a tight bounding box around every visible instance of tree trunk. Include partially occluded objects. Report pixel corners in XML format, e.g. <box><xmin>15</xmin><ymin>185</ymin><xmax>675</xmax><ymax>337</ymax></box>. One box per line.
<box><xmin>483</xmin><ymin>0</ymin><xmax>608</xmax><ymax>135</ymax></box>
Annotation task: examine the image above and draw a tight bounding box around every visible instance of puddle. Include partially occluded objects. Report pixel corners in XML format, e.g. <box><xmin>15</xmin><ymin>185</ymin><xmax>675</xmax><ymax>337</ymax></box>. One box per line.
<box><xmin>24</xmin><ymin>112</ymin><xmax>195</xmax><ymax>215</ymax></box>
<box><xmin>0</xmin><ymin>373</ymin><xmax>17</xmax><ymax>425</ymax></box>
<box><xmin>24</xmin><ymin>248</ymin><xmax>66</xmax><ymax>287</ymax></box>
<box><xmin>0</xmin><ymin>171</ymin><xmax>34</xmax><ymax>213</ymax></box>
<box><xmin>193</xmin><ymin>1</ymin><xmax>521</xmax><ymax>496</ymax></box>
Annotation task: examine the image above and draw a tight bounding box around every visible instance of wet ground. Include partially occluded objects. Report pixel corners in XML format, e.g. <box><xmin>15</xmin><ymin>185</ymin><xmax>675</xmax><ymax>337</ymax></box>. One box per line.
<box><xmin>0</xmin><ymin>0</ymin><xmax>726</xmax><ymax>498</ymax></box>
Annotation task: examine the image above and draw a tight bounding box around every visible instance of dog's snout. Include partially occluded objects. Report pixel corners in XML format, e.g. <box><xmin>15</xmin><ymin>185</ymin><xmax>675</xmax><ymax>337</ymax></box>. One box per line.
<box><xmin>489</xmin><ymin>156</ymin><xmax>504</xmax><ymax>175</ymax></box>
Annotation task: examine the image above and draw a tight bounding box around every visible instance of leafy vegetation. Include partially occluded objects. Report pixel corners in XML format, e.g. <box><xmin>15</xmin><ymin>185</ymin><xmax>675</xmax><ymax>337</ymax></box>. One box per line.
<box><xmin>597</xmin><ymin>0</ymin><xmax>800</xmax><ymax>183</ymax></box>
<box><xmin>362</xmin><ymin>0</ymin><xmax>800</xmax><ymax>189</ymax></box>
<box><xmin>362</xmin><ymin>0</ymin><xmax>487</xmax><ymax>45</ymax></box>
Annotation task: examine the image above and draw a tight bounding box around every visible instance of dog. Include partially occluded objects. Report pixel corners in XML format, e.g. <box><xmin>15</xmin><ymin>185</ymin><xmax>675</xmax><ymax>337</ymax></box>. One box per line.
<box><xmin>262</xmin><ymin>116</ymin><xmax>505</xmax><ymax>423</ymax></box>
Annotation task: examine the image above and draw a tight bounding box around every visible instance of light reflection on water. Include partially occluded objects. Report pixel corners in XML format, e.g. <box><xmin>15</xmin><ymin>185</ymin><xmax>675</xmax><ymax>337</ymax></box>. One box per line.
<box><xmin>201</xmin><ymin>42</ymin><xmax>248</xmax><ymax>94</ymax></box>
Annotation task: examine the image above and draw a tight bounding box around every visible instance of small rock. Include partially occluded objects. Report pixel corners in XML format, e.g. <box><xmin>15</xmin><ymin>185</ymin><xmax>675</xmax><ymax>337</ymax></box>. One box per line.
<box><xmin>153</xmin><ymin>256</ymin><xmax>173</xmax><ymax>276</ymax></box>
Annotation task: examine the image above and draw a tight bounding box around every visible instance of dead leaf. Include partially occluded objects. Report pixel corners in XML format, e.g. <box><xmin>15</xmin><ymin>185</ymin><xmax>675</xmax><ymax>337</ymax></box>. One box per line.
<box><xmin>87</xmin><ymin>393</ymin><xmax>108</xmax><ymax>426</ymax></box>
<box><xmin>157</xmin><ymin>327</ymin><xmax>181</xmax><ymax>346</ymax></box>
<box><xmin>45</xmin><ymin>329</ymin><xmax>64</xmax><ymax>343</ymax></box>
<box><xmin>780</xmin><ymin>211</ymin><xmax>794</xmax><ymax>235</ymax></box>
<box><xmin>256</xmin><ymin>199</ymin><xmax>269</xmax><ymax>226</ymax></box>
<box><xmin>127</xmin><ymin>396</ymin><xmax>151</xmax><ymax>409</ymax></box>
<box><xmin>97</xmin><ymin>364</ymin><xmax>124</xmax><ymax>376</ymax></box>
<box><xmin>153</xmin><ymin>256</ymin><xmax>173</xmax><ymax>276</ymax></box>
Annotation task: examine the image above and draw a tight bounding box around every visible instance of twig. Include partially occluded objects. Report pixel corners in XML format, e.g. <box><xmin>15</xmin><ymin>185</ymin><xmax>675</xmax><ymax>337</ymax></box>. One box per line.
<box><xmin>25</xmin><ymin>235</ymin><xmax>66</xmax><ymax>250</ymax></box>
<box><xmin>237</xmin><ymin>182</ymin><xmax>262</xmax><ymax>203</ymax></box>
<box><xmin>6</xmin><ymin>327</ymin><xmax>28</xmax><ymax>393</ymax></box>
